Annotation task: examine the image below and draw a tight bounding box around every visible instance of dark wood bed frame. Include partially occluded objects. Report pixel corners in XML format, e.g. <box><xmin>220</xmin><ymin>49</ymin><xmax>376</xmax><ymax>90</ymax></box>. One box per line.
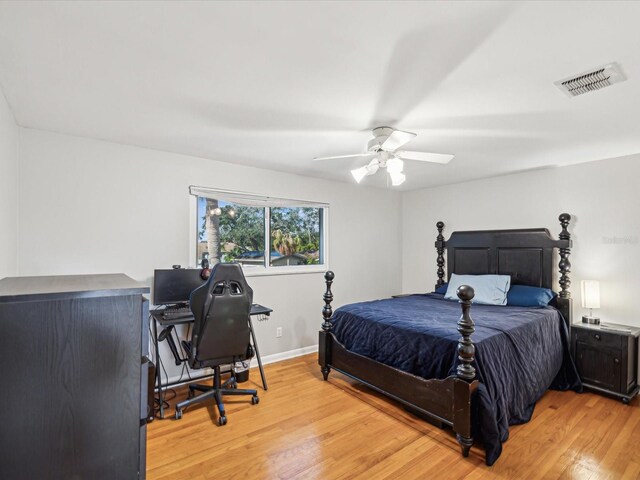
<box><xmin>318</xmin><ymin>214</ymin><xmax>573</xmax><ymax>461</ymax></box>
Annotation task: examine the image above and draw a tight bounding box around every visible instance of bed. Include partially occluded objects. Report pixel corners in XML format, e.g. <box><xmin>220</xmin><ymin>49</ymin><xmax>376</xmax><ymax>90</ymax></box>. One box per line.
<box><xmin>317</xmin><ymin>214</ymin><xmax>580</xmax><ymax>465</ymax></box>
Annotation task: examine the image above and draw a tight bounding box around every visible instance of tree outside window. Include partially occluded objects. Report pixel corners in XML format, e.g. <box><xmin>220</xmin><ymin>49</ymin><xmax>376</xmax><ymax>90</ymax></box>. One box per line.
<box><xmin>197</xmin><ymin>197</ymin><xmax>324</xmax><ymax>270</ymax></box>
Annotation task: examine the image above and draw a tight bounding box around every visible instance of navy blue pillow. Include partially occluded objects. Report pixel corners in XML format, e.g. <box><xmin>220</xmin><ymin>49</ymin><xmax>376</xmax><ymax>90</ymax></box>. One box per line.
<box><xmin>507</xmin><ymin>285</ymin><xmax>554</xmax><ymax>307</ymax></box>
<box><xmin>434</xmin><ymin>283</ymin><xmax>448</xmax><ymax>295</ymax></box>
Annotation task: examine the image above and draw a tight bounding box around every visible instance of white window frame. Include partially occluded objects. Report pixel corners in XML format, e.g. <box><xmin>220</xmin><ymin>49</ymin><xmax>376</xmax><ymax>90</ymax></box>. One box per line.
<box><xmin>189</xmin><ymin>186</ymin><xmax>329</xmax><ymax>277</ymax></box>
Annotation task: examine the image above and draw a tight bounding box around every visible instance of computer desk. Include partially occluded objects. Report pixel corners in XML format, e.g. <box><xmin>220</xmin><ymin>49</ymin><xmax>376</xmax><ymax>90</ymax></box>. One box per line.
<box><xmin>150</xmin><ymin>303</ymin><xmax>272</xmax><ymax>419</ymax></box>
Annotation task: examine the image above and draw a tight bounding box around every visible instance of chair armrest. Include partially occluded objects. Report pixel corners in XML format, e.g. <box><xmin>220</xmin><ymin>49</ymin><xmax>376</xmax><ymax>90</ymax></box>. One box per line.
<box><xmin>190</xmin><ymin>334</ymin><xmax>198</xmax><ymax>364</ymax></box>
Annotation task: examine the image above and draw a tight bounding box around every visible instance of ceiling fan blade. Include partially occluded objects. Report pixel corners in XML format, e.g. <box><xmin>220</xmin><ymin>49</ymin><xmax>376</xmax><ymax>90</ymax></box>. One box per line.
<box><xmin>370</xmin><ymin>6</ymin><xmax>514</xmax><ymax>126</ymax></box>
<box><xmin>396</xmin><ymin>151</ymin><xmax>454</xmax><ymax>164</ymax></box>
<box><xmin>380</xmin><ymin>129</ymin><xmax>416</xmax><ymax>151</ymax></box>
<box><xmin>314</xmin><ymin>152</ymin><xmax>375</xmax><ymax>161</ymax></box>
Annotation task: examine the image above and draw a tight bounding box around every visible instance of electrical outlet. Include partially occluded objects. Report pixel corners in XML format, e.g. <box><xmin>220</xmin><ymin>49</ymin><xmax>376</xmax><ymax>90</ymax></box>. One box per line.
<box><xmin>276</xmin><ymin>327</ymin><xmax>283</xmax><ymax>338</ymax></box>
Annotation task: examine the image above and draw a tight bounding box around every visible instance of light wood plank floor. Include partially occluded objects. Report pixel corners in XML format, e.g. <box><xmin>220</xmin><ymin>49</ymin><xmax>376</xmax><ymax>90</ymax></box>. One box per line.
<box><xmin>147</xmin><ymin>354</ymin><xmax>640</xmax><ymax>480</ymax></box>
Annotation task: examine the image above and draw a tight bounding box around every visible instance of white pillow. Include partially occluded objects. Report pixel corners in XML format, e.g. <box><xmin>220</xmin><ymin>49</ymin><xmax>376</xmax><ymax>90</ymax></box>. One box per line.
<box><xmin>444</xmin><ymin>273</ymin><xmax>511</xmax><ymax>306</ymax></box>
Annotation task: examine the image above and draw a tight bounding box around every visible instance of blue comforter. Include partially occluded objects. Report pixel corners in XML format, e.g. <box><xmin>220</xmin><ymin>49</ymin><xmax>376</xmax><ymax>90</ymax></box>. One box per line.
<box><xmin>331</xmin><ymin>294</ymin><xmax>581</xmax><ymax>465</ymax></box>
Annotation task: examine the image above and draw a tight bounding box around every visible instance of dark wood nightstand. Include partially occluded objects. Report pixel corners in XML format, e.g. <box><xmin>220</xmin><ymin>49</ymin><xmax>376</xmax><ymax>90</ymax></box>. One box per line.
<box><xmin>571</xmin><ymin>322</ymin><xmax>640</xmax><ymax>404</ymax></box>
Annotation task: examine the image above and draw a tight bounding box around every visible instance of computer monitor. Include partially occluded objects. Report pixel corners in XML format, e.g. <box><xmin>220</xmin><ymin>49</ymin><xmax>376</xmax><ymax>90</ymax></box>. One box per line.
<box><xmin>153</xmin><ymin>269</ymin><xmax>206</xmax><ymax>306</ymax></box>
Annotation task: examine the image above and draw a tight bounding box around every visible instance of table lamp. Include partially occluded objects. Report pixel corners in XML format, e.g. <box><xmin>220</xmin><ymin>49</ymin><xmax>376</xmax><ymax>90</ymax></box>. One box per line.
<box><xmin>581</xmin><ymin>280</ymin><xmax>600</xmax><ymax>325</ymax></box>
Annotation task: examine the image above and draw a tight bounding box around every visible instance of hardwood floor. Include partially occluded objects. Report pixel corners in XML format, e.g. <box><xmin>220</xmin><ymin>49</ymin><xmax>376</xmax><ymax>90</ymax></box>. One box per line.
<box><xmin>147</xmin><ymin>354</ymin><xmax>640</xmax><ymax>479</ymax></box>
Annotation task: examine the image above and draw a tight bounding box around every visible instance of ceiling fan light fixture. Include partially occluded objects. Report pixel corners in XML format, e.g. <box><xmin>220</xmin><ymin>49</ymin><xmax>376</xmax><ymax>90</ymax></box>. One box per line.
<box><xmin>316</xmin><ymin>127</ymin><xmax>454</xmax><ymax>186</ymax></box>
<box><xmin>365</xmin><ymin>159</ymin><xmax>379</xmax><ymax>175</ymax></box>
<box><xmin>386</xmin><ymin>157</ymin><xmax>403</xmax><ymax>174</ymax></box>
<box><xmin>389</xmin><ymin>171</ymin><xmax>406</xmax><ymax>186</ymax></box>
<box><xmin>351</xmin><ymin>165</ymin><xmax>369</xmax><ymax>183</ymax></box>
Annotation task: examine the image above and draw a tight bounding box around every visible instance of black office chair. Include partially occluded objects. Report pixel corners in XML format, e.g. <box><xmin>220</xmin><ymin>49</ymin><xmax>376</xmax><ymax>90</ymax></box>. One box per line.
<box><xmin>174</xmin><ymin>263</ymin><xmax>259</xmax><ymax>425</ymax></box>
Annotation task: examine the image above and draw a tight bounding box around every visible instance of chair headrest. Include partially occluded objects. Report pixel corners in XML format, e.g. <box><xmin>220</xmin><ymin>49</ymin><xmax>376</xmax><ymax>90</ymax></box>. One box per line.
<box><xmin>203</xmin><ymin>263</ymin><xmax>251</xmax><ymax>296</ymax></box>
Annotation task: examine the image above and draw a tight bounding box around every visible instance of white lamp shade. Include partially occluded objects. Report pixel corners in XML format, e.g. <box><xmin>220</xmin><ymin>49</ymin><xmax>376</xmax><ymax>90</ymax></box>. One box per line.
<box><xmin>351</xmin><ymin>160</ymin><xmax>379</xmax><ymax>183</ymax></box>
<box><xmin>386</xmin><ymin>157</ymin><xmax>404</xmax><ymax>174</ymax></box>
<box><xmin>389</xmin><ymin>171</ymin><xmax>406</xmax><ymax>186</ymax></box>
<box><xmin>581</xmin><ymin>280</ymin><xmax>600</xmax><ymax>309</ymax></box>
<box><xmin>365</xmin><ymin>161</ymin><xmax>379</xmax><ymax>176</ymax></box>
<box><xmin>351</xmin><ymin>166</ymin><xmax>368</xmax><ymax>183</ymax></box>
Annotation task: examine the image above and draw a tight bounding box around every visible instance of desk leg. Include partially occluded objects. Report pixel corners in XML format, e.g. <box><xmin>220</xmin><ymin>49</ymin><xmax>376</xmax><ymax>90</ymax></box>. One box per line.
<box><xmin>152</xmin><ymin>315</ymin><xmax>165</xmax><ymax>419</ymax></box>
<box><xmin>248</xmin><ymin>316</ymin><xmax>268</xmax><ymax>390</ymax></box>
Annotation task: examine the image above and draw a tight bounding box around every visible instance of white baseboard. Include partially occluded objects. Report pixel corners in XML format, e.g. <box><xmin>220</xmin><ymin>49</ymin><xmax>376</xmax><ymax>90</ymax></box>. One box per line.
<box><xmin>159</xmin><ymin>344</ymin><xmax>318</xmax><ymax>388</ymax></box>
<box><xmin>249</xmin><ymin>344</ymin><xmax>318</xmax><ymax>368</ymax></box>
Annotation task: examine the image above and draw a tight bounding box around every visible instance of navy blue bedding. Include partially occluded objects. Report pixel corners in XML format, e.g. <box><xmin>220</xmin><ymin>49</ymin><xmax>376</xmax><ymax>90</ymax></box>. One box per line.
<box><xmin>331</xmin><ymin>293</ymin><xmax>581</xmax><ymax>465</ymax></box>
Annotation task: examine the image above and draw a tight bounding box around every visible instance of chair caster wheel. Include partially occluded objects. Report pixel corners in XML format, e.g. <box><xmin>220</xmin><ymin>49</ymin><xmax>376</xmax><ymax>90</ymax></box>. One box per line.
<box><xmin>229</xmin><ymin>381</ymin><xmax>237</xmax><ymax>389</ymax></box>
<box><xmin>623</xmin><ymin>397</ymin><xmax>630</xmax><ymax>405</ymax></box>
<box><xmin>175</xmin><ymin>409</ymin><xmax>183</xmax><ymax>420</ymax></box>
<box><xmin>251</xmin><ymin>395</ymin><xmax>259</xmax><ymax>405</ymax></box>
<box><xmin>218</xmin><ymin>416</ymin><xmax>227</xmax><ymax>426</ymax></box>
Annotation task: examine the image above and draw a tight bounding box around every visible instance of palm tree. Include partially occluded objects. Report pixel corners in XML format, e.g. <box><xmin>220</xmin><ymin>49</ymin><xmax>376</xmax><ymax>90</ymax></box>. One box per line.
<box><xmin>273</xmin><ymin>229</ymin><xmax>299</xmax><ymax>256</ymax></box>
<box><xmin>205</xmin><ymin>198</ymin><xmax>221</xmax><ymax>265</ymax></box>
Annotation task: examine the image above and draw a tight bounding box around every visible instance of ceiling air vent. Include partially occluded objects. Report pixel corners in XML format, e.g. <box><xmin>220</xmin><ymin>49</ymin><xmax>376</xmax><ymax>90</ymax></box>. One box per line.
<box><xmin>554</xmin><ymin>63</ymin><xmax>626</xmax><ymax>97</ymax></box>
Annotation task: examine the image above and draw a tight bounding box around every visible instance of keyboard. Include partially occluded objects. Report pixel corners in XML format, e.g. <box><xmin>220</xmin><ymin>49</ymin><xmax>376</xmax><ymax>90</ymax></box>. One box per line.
<box><xmin>162</xmin><ymin>305</ymin><xmax>193</xmax><ymax>320</ymax></box>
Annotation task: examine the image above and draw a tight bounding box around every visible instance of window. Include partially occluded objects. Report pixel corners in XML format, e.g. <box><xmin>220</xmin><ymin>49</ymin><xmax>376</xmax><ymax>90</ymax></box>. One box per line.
<box><xmin>191</xmin><ymin>187</ymin><xmax>328</xmax><ymax>274</ymax></box>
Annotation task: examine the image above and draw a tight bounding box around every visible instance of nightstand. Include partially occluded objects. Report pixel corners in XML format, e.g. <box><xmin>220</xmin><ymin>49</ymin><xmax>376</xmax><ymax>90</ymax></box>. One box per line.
<box><xmin>571</xmin><ymin>322</ymin><xmax>640</xmax><ymax>404</ymax></box>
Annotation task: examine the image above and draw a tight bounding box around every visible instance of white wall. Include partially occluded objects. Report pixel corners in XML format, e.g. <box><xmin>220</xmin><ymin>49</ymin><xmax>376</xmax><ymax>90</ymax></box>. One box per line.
<box><xmin>402</xmin><ymin>155</ymin><xmax>640</xmax><ymax>327</ymax></box>
<box><xmin>17</xmin><ymin>129</ymin><xmax>402</xmax><ymax>376</ymax></box>
<box><xmin>18</xmin><ymin>125</ymin><xmax>640</xmax><ymax>380</ymax></box>
<box><xmin>0</xmin><ymin>92</ymin><xmax>18</xmax><ymax>279</ymax></box>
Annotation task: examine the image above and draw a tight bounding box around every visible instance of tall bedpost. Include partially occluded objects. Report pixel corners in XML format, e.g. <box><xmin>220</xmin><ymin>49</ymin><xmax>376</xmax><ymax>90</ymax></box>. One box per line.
<box><xmin>456</xmin><ymin>285</ymin><xmax>476</xmax><ymax>381</ymax></box>
<box><xmin>557</xmin><ymin>213</ymin><xmax>573</xmax><ymax>327</ymax></box>
<box><xmin>319</xmin><ymin>271</ymin><xmax>335</xmax><ymax>381</ymax></box>
<box><xmin>321</xmin><ymin>270</ymin><xmax>335</xmax><ymax>332</ymax></box>
<box><xmin>435</xmin><ymin>221</ymin><xmax>446</xmax><ymax>290</ymax></box>
<box><xmin>558</xmin><ymin>213</ymin><xmax>572</xmax><ymax>298</ymax></box>
<box><xmin>454</xmin><ymin>285</ymin><xmax>476</xmax><ymax>458</ymax></box>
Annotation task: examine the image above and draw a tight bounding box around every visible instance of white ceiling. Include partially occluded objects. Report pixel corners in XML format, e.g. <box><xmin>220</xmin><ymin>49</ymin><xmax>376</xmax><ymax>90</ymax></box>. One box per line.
<box><xmin>1</xmin><ymin>1</ymin><xmax>640</xmax><ymax>191</ymax></box>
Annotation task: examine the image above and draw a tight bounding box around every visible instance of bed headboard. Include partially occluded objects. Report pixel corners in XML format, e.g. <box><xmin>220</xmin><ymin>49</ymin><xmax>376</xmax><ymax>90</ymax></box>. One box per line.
<box><xmin>434</xmin><ymin>214</ymin><xmax>573</xmax><ymax>327</ymax></box>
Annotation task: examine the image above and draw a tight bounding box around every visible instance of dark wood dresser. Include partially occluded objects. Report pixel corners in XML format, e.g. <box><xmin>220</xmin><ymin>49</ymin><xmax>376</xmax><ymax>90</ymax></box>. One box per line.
<box><xmin>571</xmin><ymin>322</ymin><xmax>640</xmax><ymax>404</ymax></box>
<box><xmin>0</xmin><ymin>274</ymin><xmax>150</xmax><ymax>479</ymax></box>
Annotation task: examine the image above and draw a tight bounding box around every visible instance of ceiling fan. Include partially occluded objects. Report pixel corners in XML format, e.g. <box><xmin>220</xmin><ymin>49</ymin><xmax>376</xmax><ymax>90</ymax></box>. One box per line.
<box><xmin>314</xmin><ymin>126</ymin><xmax>454</xmax><ymax>186</ymax></box>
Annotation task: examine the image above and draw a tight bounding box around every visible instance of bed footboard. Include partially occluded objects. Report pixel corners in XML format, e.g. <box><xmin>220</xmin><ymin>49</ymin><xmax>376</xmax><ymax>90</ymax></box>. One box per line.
<box><xmin>318</xmin><ymin>271</ymin><xmax>479</xmax><ymax>459</ymax></box>
<box><xmin>453</xmin><ymin>284</ymin><xmax>478</xmax><ymax>456</ymax></box>
<box><xmin>319</xmin><ymin>270</ymin><xmax>334</xmax><ymax>381</ymax></box>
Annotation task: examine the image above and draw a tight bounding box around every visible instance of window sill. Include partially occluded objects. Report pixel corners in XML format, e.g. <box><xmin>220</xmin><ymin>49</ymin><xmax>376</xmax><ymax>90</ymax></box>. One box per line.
<box><xmin>242</xmin><ymin>265</ymin><xmax>329</xmax><ymax>277</ymax></box>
